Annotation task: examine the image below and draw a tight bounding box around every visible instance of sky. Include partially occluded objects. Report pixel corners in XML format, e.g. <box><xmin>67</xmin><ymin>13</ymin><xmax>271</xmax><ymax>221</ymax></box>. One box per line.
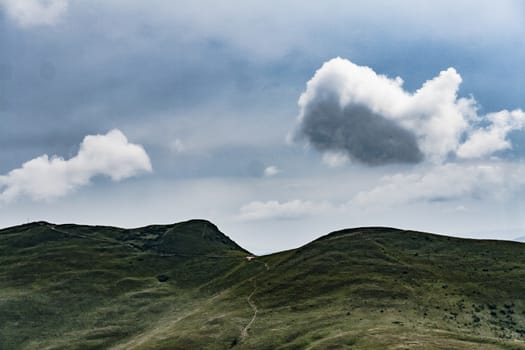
<box><xmin>1</xmin><ymin>0</ymin><xmax>525</xmax><ymax>254</ymax></box>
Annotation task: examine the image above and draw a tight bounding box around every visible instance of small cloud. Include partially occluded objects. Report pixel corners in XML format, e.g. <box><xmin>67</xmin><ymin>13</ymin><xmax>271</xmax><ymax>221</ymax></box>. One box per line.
<box><xmin>264</xmin><ymin>165</ymin><xmax>280</xmax><ymax>177</ymax></box>
<box><xmin>169</xmin><ymin>138</ymin><xmax>186</xmax><ymax>154</ymax></box>
<box><xmin>239</xmin><ymin>199</ymin><xmax>331</xmax><ymax>221</ymax></box>
<box><xmin>322</xmin><ymin>151</ymin><xmax>349</xmax><ymax>168</ymax></box>
<box><xmin>457</xmin><ymin>110</ymin><xmax>525</xmax><ymax>159</ymax></box>
<box><xmin>455</xmin><ymin>205</ymin><xmax>468</xmax><ymax>212</ymax></box>
<box><xmin>0</xmin><ymin>129</ymin><xmax>152</xmax><ymax>202</ymax></box>
<box><xmin>1</xmin><ymin>0</ymin><xmax>68</xmax><ymax>28</ymax></box>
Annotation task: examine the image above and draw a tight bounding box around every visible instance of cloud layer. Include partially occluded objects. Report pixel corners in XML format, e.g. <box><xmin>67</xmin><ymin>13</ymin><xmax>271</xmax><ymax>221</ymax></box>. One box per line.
<box><xmin>353</xmin><ymin>162</ymin><xmax>525</xmax><ymax>206</ymax></box>
<box><xmin>1</xmin><ymin>0</ymin><xmax>68</xmax><ymax>28</ymax></box>
<box><xmin>295</xmin><ymin>57</ymin><xmax>525</xmax><ymax>165</ymax></box>
<box><xmin>0</xmin><ymin>130</ymin><xmax>152</xmax><ymax>202</ymax></box>
<box><xmin>239</xmin><ymin>200</ymin><xmax>332</xmax><ymax>221</ymax></box>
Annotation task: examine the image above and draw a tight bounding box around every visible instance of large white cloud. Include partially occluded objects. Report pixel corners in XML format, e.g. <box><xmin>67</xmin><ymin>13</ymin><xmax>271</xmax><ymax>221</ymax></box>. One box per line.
<box><xmin>295</xmin><ymin>57</ymin><xmax>525</xmax><ymax>165</ymax></box>
<box><xmin>0</xmin><ymin>129</ymin><xmax>152</xmax><ymax>202</ymax></box>
<box><xmin>1</xmin><ymin>0</ymin><xmax>68</xmax><ymax>28</ymax></box>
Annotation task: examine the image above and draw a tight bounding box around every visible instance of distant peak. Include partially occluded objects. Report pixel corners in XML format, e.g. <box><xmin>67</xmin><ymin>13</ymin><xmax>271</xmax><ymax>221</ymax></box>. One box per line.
<box><xmin>18</xmin><ymin>221</ymin><xmax>54</xmax><ymax>228</ymax></box>
<box><xmin>182</xmin><ymin>219</ymin><xmax>217</xmax><ymax>226</ymax></box>
<box><xmin>316</xmin><ymin>226</ymin><xmax>405</xmax><ymax>241</ymax></box>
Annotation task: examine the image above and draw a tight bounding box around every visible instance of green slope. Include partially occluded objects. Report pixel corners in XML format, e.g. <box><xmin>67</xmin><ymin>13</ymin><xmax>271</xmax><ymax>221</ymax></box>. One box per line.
<box><xmin>0</xmin><ymin>220</ymin><xmax>248</xmax><ymax>349</ymax></box>
<box><xmin>1</xmin><ymin>223</ymin><xmax>524</xmax><ymax>349</ymax></box>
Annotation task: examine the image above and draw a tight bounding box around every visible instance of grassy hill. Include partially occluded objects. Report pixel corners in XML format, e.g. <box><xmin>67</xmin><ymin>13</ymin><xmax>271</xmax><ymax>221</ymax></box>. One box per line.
<box><xmin>1</xmin><ymin>222</ymin><xmax>525</xmax><ymax>349</ymax></box>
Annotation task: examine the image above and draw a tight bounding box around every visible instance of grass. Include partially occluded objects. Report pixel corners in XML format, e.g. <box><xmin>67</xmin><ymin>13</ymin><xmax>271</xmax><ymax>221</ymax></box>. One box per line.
<box><xmin>1</xmin><ymin>222</ymin><xmax>524</xmax><ymax>349</ymax></box>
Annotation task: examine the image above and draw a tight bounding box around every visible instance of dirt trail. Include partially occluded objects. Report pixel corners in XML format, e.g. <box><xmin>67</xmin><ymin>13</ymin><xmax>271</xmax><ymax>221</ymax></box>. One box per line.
<box><xmin>241</xmin><ymin>279</ymin><xmax>258</xmax><ymax>339</ymax></box>
<box><xmin>240</xmin><ymin>258</ymin><xmax>270</xmax><ymax>341</ymax></box>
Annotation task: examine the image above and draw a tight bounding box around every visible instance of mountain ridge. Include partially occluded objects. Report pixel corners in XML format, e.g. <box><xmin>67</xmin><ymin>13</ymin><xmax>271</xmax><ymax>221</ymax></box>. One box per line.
<box><xmin>1</xmin><ymin>220</ymin><xmax>525</xmax><ymax>349</ymax></box>
<box><xmin>4</xmin><ymin>220</ymin><xmax>522</xmax><ymax>253</ymax></box>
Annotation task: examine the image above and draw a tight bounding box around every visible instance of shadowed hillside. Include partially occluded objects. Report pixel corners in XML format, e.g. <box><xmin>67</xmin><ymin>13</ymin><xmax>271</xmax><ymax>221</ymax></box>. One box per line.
<box><xmin>1</xmin><ymin>222</ymin><xmax>524</xmax><ymax>349</ymax></box>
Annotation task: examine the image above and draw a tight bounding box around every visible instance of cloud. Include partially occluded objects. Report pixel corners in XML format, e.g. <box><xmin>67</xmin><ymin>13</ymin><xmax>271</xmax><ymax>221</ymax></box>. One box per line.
<box><xmin>298</xmin><ymin>99</ymin><xmax>423</xmax><ymax>165</ymax></box>
<box><xmin>353</xmin><ymin>162</ymin><xmax>525</xmax><ymax>206</ymax></box>
<box><xmin>169</xmin><ymin>138</ymin><xmax>187</xmax><ymax>154</ymax></box>
<box><xmin>264</xmin><ymin>165</ymin><xmax>280</xmax><ymax>177</ymax></box>
<box><xmin>295</xmin><ymin>57</ymin><xmax>525</xmax><ymax>165</ymax></box>
<box><xmin>239</xmin><ymin>199</ymin><xmax>332</xmax><ymax>221</ymax></box>
<box><xmin>1</xmin><ymin>0</ymin><xmax>68</xmax><ymax>28</ymax></box>
<box><xmin>0</xmin><ymin>129</ymin><xmax>152</xmax><ymax>202</ymax></box>
<box><xmin>322</xmin><ymin>151</ymin><xmax>349</xmax><ymax>168</ymax></box>
<box><xmin>457</xmin><ymin>110</ymin><xmax>525</xmax><ymax>159</ymax></box>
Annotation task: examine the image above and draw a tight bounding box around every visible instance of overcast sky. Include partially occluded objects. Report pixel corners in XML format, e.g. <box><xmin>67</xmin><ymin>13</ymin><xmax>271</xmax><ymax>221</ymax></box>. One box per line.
<box><xmin>1</xmin><ymin>1</ymin><xmax>525</xmax><ymax>254</ymax></box>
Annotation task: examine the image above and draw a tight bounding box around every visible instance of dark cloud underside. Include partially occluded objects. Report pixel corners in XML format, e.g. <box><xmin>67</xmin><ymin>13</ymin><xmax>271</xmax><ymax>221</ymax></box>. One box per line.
<box><xmin>298</xmin><ymin>98</ymin><xmax>423</xmax><ymax>165</ymax></box>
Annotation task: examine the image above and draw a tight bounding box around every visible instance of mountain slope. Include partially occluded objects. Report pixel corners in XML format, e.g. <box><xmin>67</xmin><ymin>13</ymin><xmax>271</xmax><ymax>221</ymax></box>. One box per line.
<box><xmin>237</xmin><ymin>228</ymin><xmax>525</xmax><ymax>349</ymax></box>
<box><xmin>0</xmin><ymin>220</ymin><xmax>248</xmax><ymax>349</ymax></box>
<box><xmin>1</xmin><ymin>223</ymin><xmax>524</xmax><ymax>349</ymax></box>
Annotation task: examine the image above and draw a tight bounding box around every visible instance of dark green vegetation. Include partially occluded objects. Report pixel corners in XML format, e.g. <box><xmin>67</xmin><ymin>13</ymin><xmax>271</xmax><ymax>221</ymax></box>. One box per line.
<box><xmin>1</xmin><ymin>221</ymin><xmax>525</xmax><ymax>349</ymax></box>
